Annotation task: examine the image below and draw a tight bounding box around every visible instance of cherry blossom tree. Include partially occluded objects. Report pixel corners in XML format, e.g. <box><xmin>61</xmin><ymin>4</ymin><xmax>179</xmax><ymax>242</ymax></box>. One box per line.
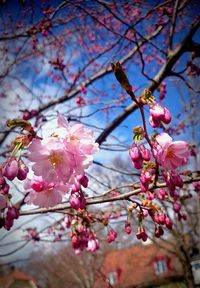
<box><xmin>0</xmin><ymin>2</ymin><xmax>200</xmax><ymax>284</ymax></box>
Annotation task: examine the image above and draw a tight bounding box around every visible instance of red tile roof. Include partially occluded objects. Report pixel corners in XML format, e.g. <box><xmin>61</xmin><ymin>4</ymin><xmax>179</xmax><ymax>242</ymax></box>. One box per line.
<box><xmin>0</xmin><ymin>270</ymin><xmax>37</xmax><ymax>288</ymax></box>
<box><xmin>94</xmin><ymin>241</ymin><xmax>183</xmax><ymax>288</ymax></box>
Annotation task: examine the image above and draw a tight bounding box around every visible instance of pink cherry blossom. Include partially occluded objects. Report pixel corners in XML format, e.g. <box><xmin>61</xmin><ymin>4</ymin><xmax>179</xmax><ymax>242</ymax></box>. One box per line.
<box><xmin>58</xmin><ymin>114</ymin><xmax>99</xmax><ymax>169</ymax></box>
<box><xmin>24</xmin><ymin>176</ymin><xmax>70</xmax><ymax>208</ymax></box>
<box><xmin>28</xmin><ymin>138</ymin><xmax>75</xmax><ymax>183</ymax></box>
<box><xmin>28</xmin><ymin>115</ymin><xmax>98</xmax><ymax>186</ymax></box>
<box><xmin>153</xmin><ymin>133</ymin><xmax>189</xmax><ymax>170</ymax></box>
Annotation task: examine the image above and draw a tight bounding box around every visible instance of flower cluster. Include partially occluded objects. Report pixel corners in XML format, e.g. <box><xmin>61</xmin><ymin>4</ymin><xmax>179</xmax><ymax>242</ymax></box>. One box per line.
<box><xmin>128</xmin><ymin>96</ymin><xmax>190</xmax><ymax>241</ymax></box>
<box><xmin>0</xmin><ymin>114</ymin><xmax>98</xmax><ymax>232</ymax></box>
<box><xmin>0</xmin><ymin>163</ymin><xmax>25</xmax><ymax>230</ymax></box>
<box><xmin>24</xmin><ymin>114</ymin><xmax>98</xmax><ymax>208</ymax></box>
<box><xmin>71</xmin><ymin>227</ymin><xmax>100</xmax><ymax>254</ymax></box>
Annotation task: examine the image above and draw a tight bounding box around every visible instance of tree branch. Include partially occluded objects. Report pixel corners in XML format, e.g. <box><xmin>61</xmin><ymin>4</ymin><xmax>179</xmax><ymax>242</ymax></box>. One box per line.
<box><xmin>20</xmin><ymin>175</ymin><xmax>200</xmax><ymax>216</ymax></box>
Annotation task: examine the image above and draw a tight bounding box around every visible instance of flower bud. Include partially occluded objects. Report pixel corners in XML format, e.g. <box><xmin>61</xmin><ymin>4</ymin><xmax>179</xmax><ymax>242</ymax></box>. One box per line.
<box><xmin>71</xmin><ymin>181</ymin><xmax>81</xmax><ymax>193</ymax></box>
<box><xmin>149</xmin><ymin>103</ymin><xmax>171</xmax><ymax>127</ymax></box>
<box><xmin>158</xmin><ymin>188</ymin><xmax>168</xmax><ymax>200</ymax></box>
<box><xmin>125</xmin><ymin>221</ymin><xmax>132</xmax><ymax>235</ymax></box>
<box><xmin>4</xmin><ymin>217</ymin><xmax>14</xmax><ymax>231</ymax></box>
<box><xmin>1</xmin><ymin>182</ymin><xmax>9</xmax><ymax>194</ymax></box>
<box><xmin>22</xmin><ymin>110</ymin><xmax>31</xmax><ymax>120</ymax></box>
<box><xmin>154</xmin><ymin>226</ymin><xmax>164</xmax><ymax>238</ymax></box>
<box><xmin>17</xmin><ymin>160</ymin><xmax>29</xmax><ymax>181</ymax></box>
<box><xmin>162</xmin><ymin>107</ymin><xmax>171</xmax><ymax>124</ymax></box>
<box><xmin>7</xmin><ymin>206</ymin><xmax>19</xmax><ymax>220</ymax></box>
<box><xmin>173</xmin><ymin>202</ymin><xmax>181</xmax><ymax>213</ymax></box>
<box><xmin>107</xmin><ymin>229</ymin><xmax>117</xmax><ymax>243</ymax></box>
<box><xmin>76</xmin><ymin>175</ymin><xmax>89</xmax><ymax>188</ymax></box>
<box><xmin>87</xmin><ymin>237</ymin><xmax>100</xmax><ymax>252</ymax></box>
<box><xmin>3</xmin><ymin>159</ymin><xmax>19</xmax><ymax>181</ymax></box>
<box><xmin>133</xmin><ymin>158</ymin><xmax>143</xmax><ymax>170</ymax></box>
<box><xmin>149</xmin><ymin>116</ymin><xmax>160</xmax><ymax>128</ymax></box>
<box><xmin>129</xmin><ymin>144</ymin><xmax>141</xmax><ymax>161</ymax></box>
<box><xmin>165</xmin><ymin>216</ymin><xmax>173</xmax><ymax>230</ymax></box>
<box><xmin>140</xmin><ymin>144</ymin><xmax>150</xmax><ymax>161</ymax></box>
<box><xmin>69</xmin><ymin>192</ymin><xmax>86</xmax><ymax>210</ymax></box>
<box><xmin>136</xmin><ymin>227</ymin><xmax>148</xmax><ymax>241</ymax></box>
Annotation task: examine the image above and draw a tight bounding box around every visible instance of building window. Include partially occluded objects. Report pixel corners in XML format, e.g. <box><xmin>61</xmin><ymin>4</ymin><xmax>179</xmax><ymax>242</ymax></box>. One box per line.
<box><xmin>154</xmin><ymin>259</ymin><xmax>168</xmax><ymax>275</ymax></box>
<box><xmin>107</xmin><ymin>271</ymin><xmax>118</xmax><ymax>285</ymax></box>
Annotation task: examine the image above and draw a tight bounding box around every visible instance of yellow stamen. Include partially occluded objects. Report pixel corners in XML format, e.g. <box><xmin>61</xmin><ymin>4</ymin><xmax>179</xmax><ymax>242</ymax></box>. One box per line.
<box><xmin>69</xmin><ymin>135</ymin><xmax>80</xmax><ymax>143</ymax></box>
<box><xmin>48</xmin><ymin>152</ymin><xmax>62</xmax><ymax>168</ymax></box>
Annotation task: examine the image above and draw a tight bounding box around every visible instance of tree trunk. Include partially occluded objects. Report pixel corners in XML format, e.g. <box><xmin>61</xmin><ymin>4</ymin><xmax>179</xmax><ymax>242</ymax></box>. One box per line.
<box><xmin>181</xmin><ymin>246</ymin><xmax>196</xmax><ymax>288</ymax></box>
<box><xmin>183</xmin><ymin>264</ymin><xmax>195</xmax><ymax>288</ymax></box>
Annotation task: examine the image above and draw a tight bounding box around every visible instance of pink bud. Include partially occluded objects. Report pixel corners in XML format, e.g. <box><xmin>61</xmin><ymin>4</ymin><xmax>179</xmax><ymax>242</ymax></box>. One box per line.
<box><xmin>136</xmin><ymin>227</ymin><xmax>148</xmax><ymax>241</ymax></box>
<box><xmin>190</xmin><ymin>147</ymin><xmax>196</xmax><ymax>157</ymax></box>
<box><xmin>149</xmin><ymin>116</ymin><xmax>160</xmax><ymax>128</ymax></box>
<box><xmin>173</xmin><ymin>202</ymin><xmax>181</xmax><ymax>213</ymax></box>
<box><xmin>155</xmin><ymin>226</ymin><xmax>164</xmax><ymax>238</ymax></box>
<box><xmin>149</xmin><ymin>103</ymin><xmax>165</xmax><ymax>121</ymax></box>
<box><xmin>149</xmin><ymin>103</ymin><xmax>171</xmax><ymax>127</ymax></box>
<box><xmin>7</xmin><ymin>206</ymin><xmax>19</xmax><ymax>220</ymax></box>
<box><xmin>107</xmin><ymin>229</ymin><xmax>117</xmax><ymax>243</ymax></box>
<box><xmin>71</xmin><ymin>233</ymin><xmax>79</xmax><ymax>249</ymax></box>
<box><xmin>87</xmin><ymin>237</ymin><xmax>100</xmax><ymax>252</ymax></box>
<box><xmin>165</xmin><ymin>216</ymin><xmax>173</xmax><ymax>230</ymax></box>
<box><xmin>193</xmin><ymin>181</ymin><xmax>200</xmax><ymax>192</ymax></box>
<box><xmin>158</xmin><ymin>213</ymin><xmax>166</xmax><ymax>225</ymax></box>
<box><xmin>141</xmin><ymin>231</ymin><xmax>148</xmax><ymax>242</ymax></box>
<box><xmin>125</xmin><ymin>221</ymin><xmax>132</xmax><ymax>235</ymax></box>
<box><xmin>30</xmin><ymin>109</ymin><xmax>38</xmax><ymax>117</ymax></box>
<box><xmin>4</xmin><ymin>217</ymin><xmax>14</xmax><ymax>230</ymax></box>
<box><xmin>140</xmin><ymin>182</ymin><xmax>148</xmax><ymax>192</ymax></box>
<box><xmin>17</xmin><ymin>160</ymin><xmax>29</xmax><ymax>181</ymax></box>
<box><xmin>158</xmin><ymin>188</ymin><xmax>168</xmax><ymax>200</ymax></box>
<box><xmin>133</xmin><ymin>158</ymin><xmax>143</xmax><ymax>169</ymax></box>
<box><xmin>76</xmin><ymin>175</ymin><xmax>89</xmax><ymax>188</ymax></box>
<box><xmin>146</xmin><ymin>192</ymin><xmax>156</xmax><ymax>200</ymax></box>
<box><xmin>23</xmin><ymin>110</ymin><xmax>31</xmax><ymax>120</ymax></box>
<box><xmin>71</xmin><ymin>181</ymin><xmax>81</xmax><ymax>193</ymax></box>
<box><xmin>140</xmin><ymin>144</ymin><xmax>150</xmax><ymax>161</ymax></box>
<box><xmin>3</xmin><ymin>159</ymin><xmax>19</xmax><ymax>181</ymax></box>
<box><xmin>162</xmin><ymin>107</ymin><xmax>171</xmax><ymax>124</ymax></box>
<box><xmin>1</xmin><ymin>182</ymin><xmax>9</xmax><ymax>194</ymax></box>
<box><xmin>69</xmin><ymin>192</ymin><xmax>86</xmax><ymax>210</ymax></box>
<box><xmin>129</xmin><ymin>144</ymin><xmax>141</xmax><ymax>161</ymax></box>
<box><xmin>171</xmin><ymin>174</ymin><xmax>183</xmax><ymax>188</ymax></box>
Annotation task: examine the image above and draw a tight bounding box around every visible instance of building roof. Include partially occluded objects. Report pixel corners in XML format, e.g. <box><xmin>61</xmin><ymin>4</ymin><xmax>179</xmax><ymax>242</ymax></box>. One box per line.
<box><xmin>94</xmin><ymin>241</ymin><xmax>183</xmax><ymax>288</ymax></box>
<box><xmin>0</xmin><ymin>269</ymin><xmax>38</xmax><ymax>288</ymax></box>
